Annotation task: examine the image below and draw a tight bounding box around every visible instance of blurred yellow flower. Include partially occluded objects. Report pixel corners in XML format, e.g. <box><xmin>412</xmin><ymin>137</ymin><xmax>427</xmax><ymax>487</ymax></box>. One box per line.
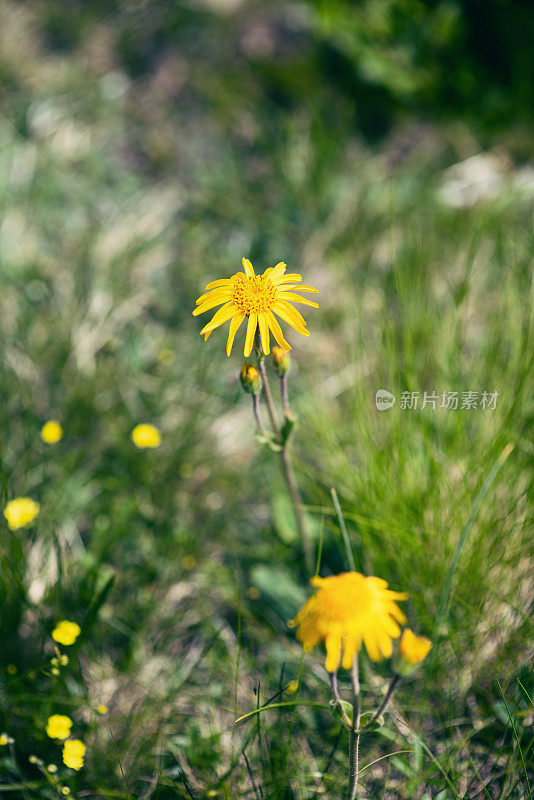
<box><xmin>193</xmin><ymin>257</ymin><xmax>319</xmax><ymax>357</ymax></box>
<box><xmin>131</xmin><ymin>424</ymin><xmax>161</xmax><ymax>449</ymax></box>
<box><xmin>46</xmin><ymin>715</ymin><xmax>73</xmax><ymax>741</ymax></box>
<box><xmin>0</xmin><ymin>734</ymin><xmax>8</xmax><ymax>746</ymax></box>
<box><xmin>52</xmin><ymin>620</ymin><xmax>81</xmax><ymax>646</ymax></box>
<box><xmin>96</xmin><ymin>705</ymin><xmax>108</xmax><ymax>715</ymax></box>
<box><xmin>3</xmin><ymin>498</ymin><xmax>40</xmax><ymax>530</ymax></box>
<box><xmin>289</xmin><ymin>572</ymin><xmax>407</xmax><ymax>672</ymax></box>
<box><xmin>62</xmin><ymin>739</ymin><xmax>85</xmax><ymax>770</ymax></box>
<box><xmin>397</xmin><ymin>628</ymin><xmax>432</xmax><ymax>672</ymax></box>
<box><xmin>40</xmin><ymin>420</ymin><xmax>63</xmax><ymax>444</ymax></box>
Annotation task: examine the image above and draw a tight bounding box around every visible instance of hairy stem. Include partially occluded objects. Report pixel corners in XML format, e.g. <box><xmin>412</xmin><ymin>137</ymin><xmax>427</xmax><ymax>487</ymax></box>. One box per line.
<box><xmin>330</xmin><ymin>671</ymin><xmax>351</xmax><ymax>728</ymax></box>
<box><xmin>347</xmin><ymin>657</ymin><xmax>361</xmax><ymax>800</ymax></box>
<box><xmin>281</xmin><ymin>374</ymin><xmax>289</xmax><ymax>414</ymax></box>
<box><xmin>362</xmin><ymin>673</ymin><xmax>400</xmax><ymax>730</ymax></box>
<box><xmin>252</xmin><ymin>392</ymin><xmax>265</xmax><ymax>435</ymax></box>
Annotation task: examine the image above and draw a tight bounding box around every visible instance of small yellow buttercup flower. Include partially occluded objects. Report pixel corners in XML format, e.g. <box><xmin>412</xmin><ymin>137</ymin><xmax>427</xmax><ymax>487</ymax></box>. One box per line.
<box><xmin>96</xmin><ymin>705</ymin><xmax>108</xmax><ymax>715</ymax></box>
<box><xmin>52</xmin><ymin>620</ymin><xmax>81</xmax><ymax>646</ymax></box>
<box><xmin>46</xmin><ymin>715</ymin><xmax>73</xmax><ymax>741</ymax></box>
<box><xmin>41</xmin><ymin>420</ymin><xmax>63</xmax><ymax>444</ymax></box>
<box><xmin>193</xmin><ymin>257</ymin><xmax>319</xmax><ymax>357</ymax></box>
<box><xmin>62</xmin><ymin>739</ymin><xmax>86</xmax><ymax>770</ymax></box>
<box><xmin>131</xmin><ymin>424</ymin><xmax>161</xmax><ymax>449</ymax></box>
<box><xmin>3</xmin><ymin>497</ymin><xmax>40</xmax><ymax>530</ymax></box>
<box><xmin>290</xmin><ymin>572</ymin><xmax>407</xmax><ymax>672</ymax></box>
<box><xmin>396</xmin><ymin>628</ymin><xmax>432</xmax><ymax>675</ymax></box>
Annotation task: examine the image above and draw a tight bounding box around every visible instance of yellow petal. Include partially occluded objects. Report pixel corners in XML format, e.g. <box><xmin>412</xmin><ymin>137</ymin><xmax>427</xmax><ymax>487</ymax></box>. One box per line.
<box><xmin>226</xmin><ymin>312</ymin><xmax>245</xmax><ymax>356</ymax></box>
<box><xmin>196</xmin><ymin>288</ymin><xmax>232</xmax><ymax>305</ymax></box>
<box><xmin>258</xmin><ymin>313</ymin><xmax>270</xmax><ymax>354</ymax></box>
<box><xmin>324</xmin><ymin>630</ymin><xmax>342</xmax><ymax>673</ymax></box>
<box><xmin>266</xmin><ymin>311</ymin><xmax>291</xmax><ymax>350</ymax></box>
<box><xmin>193</xmin><ymin>295</ymin><xmax>228</xmax><ymax>316</ymax></box>
<box><xmin>199</xmin><ymin>302</ymin><xmax>237</xmax><ymax>335</ymax></box>
<box><xmin>244</xmin><ymin>314</ymin><xmax>258</xmax><ymax>357</ymax></box>
<box><xmin>278</xmin><ymin>292</ymin><xmax>319</xmax><ymax>308</ymax></box>
<box><xmin>204</xmin><ymin>278</ymin><xmax>234</xmax><ymax>290</ymax></box>
<box><xmin>268</xmin><ymin>262</ymin><xmax>287</xmax><ymax>281</ymax></box>
<box><xmin>272</xmin><ymin>301</ymin><xmax>309</xmax><ymax>334</ymax></box>
<box><xmin>242</xmin><ymin>257</ymin><xmax>255</xmax><ymax>277</ymax></box>
<box><xmin>273</xmin><ymin>273</ymin><xmax>303</xmax><ymax>285</ymax></box>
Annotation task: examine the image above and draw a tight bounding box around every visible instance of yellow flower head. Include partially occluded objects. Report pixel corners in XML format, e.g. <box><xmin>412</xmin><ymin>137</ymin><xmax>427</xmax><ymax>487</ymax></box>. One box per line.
<box><xmin>46</xmin><ymin>715</ymin><xmax>73</xmax><ymax>741</ymax></box>
<box><xmin>96</xmin><ymin>705</ymin><xmax>108</xmax><ymax>715</ymax></box>
<box><xmin>397</xmin><ymin>628</ymin><xmax>432</xmax><ymax>672</ymax></box>
<box><xmin>40</xmin><ymin>420</ymin><xmax>63</xmax><ymax>444</ymax></box>
<box><xmin>62</xmin><ymin>739</ymin><xmax>86</xmax><ymax>770</ymax></box>
<box><xmin>0</xmin><ymin>734</ymin><xmax>8</xmax><ymax>746</ymax></box>
<box><xmin>193</xmin><ymin>257</ymin><xmax>319</xmax><ymax>357</ymax></box>
<box><xmin>289</xmin><ymin>572</ymin><xmax>408</xmax><ymax>672</ymax></box>
<box><xmin>131</xmin><ymin>424</ymin><xmax>161</xmax><ymax>449</ymax></box>
<box><xmin>3</xmin><ymin>498</ymin><xmax>40</xmax><ymax>530</ymax></box>
<box><xmin>52</xmin><ymin>620</ymin><xmax>81</xmax><ymax>646</ymax></box>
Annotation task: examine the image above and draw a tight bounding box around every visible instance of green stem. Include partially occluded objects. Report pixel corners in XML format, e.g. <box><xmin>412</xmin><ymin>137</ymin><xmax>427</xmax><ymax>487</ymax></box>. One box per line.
<box><xmin>330</xmin><ymin>671</ymin><xmax>351</xmax><ymax>728</ymax></box>
<box><xmin>251</xmin><ymin>392</ymin><xmax>265</xmax><ymax>435</ymax></box>
<box><xmin>254</xmin><ymin>335</ymin><xmax>314</xmax><ymax>574</ymax></box>
<box><xmin>347</xmin><ymin>657</ymin><xmax>361</xmax><ymax>800</ymax></box>
<box><xmin>361</xmin><ymin>673</ymin><xmax>400</xmax><ymax>730</ymax></box>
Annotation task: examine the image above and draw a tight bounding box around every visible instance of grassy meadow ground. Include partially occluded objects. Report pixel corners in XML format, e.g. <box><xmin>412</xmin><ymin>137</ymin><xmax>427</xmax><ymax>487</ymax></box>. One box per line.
<box><xmin>0</xmin><ymin>2</ymin><xmax>533</xmax><ymax>798</ymax></box>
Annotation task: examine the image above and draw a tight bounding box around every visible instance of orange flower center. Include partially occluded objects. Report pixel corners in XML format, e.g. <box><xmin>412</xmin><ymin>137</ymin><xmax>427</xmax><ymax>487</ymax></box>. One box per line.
<box><xmin>312</xmin><ymin>573</ymin><xmax>375</xmax><ymax>622</ymax></box>
<box><xmin>232</xmin><ymin>274</ymin><xmax>277</xmax><ymax>315</ymax></box>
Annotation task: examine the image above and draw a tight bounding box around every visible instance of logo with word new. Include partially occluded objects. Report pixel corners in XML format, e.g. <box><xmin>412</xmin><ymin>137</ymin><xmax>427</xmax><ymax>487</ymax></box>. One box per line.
<box><xmin>375</xmin><ymin>389</ymin><xmax>396</xmax><ymax>411</ymax></box>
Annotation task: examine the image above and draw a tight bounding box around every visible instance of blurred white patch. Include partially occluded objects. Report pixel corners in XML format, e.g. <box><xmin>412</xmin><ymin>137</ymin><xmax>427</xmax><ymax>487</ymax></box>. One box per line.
<box><xmin>27</xmin><ymin>540</ymin><xmax>58</xmax><ymax>605</ymax></box>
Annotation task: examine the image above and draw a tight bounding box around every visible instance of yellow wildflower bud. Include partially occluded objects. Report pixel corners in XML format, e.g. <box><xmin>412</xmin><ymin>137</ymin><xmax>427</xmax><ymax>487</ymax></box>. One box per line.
<box><xmin>6</xmin><ymin>664</ymin><xmax>17</xmax><ymax>675</ymax></box>
<box><xmin>62</xmin><ymin>788</ymin><xmax>71</xmax><ymax>796</ymax></box>
<box><xmin>62</xmin><ymin>739</ymin><xmax>85</xmax><ymax>771</ymax></box>
<box><xmin>52</xmin><ymin>620</ymin><xmax>81</xmax><ymax>646</ymax></box>
<box><xmin>96</xmin><ymin>705</ymin><xmax>108</xmax><ymax>715</ymax></box>
<box><xmin>40</xmin><ymin>420</ymin><xmax>63</xmax><ymax>444</ymax></box>
<box><xmin>0</xmin><ymin>734</ymin><xmax>8</xmax><ymax>746</ymax></box>
<box><xmin>131</xmin><ymin>424</ymin><xmax>161</xmax><ymax>449</ymax></box>
<box><xmin>47</xmin><ymin>764</ymin><xmax>58</xmax><ymax>774</ymax></box>
<box><xmin>395</xmin><ymin>629</ymin><xmax>432</xmax><ymax>676</ymax></box>
<box><xmin>3</xmin><ymin>498</ymin><xmax>40</xmax><ymax>530</ymax></box>
<box><xmin>271</xmin><ymin>346</ymin><xmax>290</xmax><ymax>376</ymax></box>
<box><xmin>46</xmin><ymin>715</ymin><xmax>73</xmax><ymax>741</ymax></box>
<box><xmin>239</xmin><ymin>363</ymin><xmax>262</xmax><ymax>395</ymax></box>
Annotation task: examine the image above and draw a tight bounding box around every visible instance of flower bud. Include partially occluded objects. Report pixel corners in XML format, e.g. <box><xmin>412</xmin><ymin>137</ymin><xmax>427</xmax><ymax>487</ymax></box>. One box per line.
<box><xmin>271</xmin><ymin>346</ymin><xmax>290</xmax><ymax>376</ymax></box>
<box><xmin>240</xmin><ymin>363</ymin><xmax>262</xmax><ymax>395</ymax></box>
<box><xmin>395</xmin><ymin>629</ymin><xmax>432</xmax><ymax>676</ymax></box>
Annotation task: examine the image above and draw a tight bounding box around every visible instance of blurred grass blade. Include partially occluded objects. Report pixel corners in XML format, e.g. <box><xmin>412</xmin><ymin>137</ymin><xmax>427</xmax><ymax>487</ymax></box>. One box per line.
<box><xmin>433</xmin><ymin>443</ymin><xmax>514</xmax><ymax>641</ymax></box>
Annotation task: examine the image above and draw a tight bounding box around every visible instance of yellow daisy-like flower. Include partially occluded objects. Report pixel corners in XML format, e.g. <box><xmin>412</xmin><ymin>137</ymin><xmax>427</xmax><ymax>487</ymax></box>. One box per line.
<box><xmin>3</xmin><ymin>497</ymin><xmax>40</xmax><ymax>530</ymax></box>
<box><xmin>46</xmin><ymin>715</ymin><xmax>73</xmax><ymax>741</ymax></box>
<box><xmin>40</xmin><ymin>420</ymin><xmax>63</xmax><ymax>444</ymax></box>
<box><xmin>193</xmin><ymin>257</ymin><xmax>319</xmax><ymax>357</ymax></box>
<box><xmin>52</xmin><ymin>620</ymin><xmax>81</xmax><ymax>646</ymax></box>
<box><xmin>289</xmin><ymin>572</ymin><xmax>408</xmax><ymax>672</ymax></box>
<box><xmin>62</xmin><ymin>739</ymin><xmax>86</xmax><ymax>770</ymax></box>
<box><xmin>397</xmin><ymin>628</ymin><xmax>432</xmax><ymax>670</ymax></box>
<box><xmin>131</xmin><ymin>424</ymin><xmax>162</xmax><ymax>449</ymax></box>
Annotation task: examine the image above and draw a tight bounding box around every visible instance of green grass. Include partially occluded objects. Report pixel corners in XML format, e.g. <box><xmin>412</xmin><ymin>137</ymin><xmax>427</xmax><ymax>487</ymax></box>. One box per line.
<box><xmin>0</xmin><ymin>2</ymin><xmax>533</xmax><ymax>798</ymax></box>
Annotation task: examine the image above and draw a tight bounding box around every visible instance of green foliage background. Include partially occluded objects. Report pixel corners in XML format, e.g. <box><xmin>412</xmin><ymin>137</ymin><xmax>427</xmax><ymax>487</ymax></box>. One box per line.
<box><xmin>0</xmin><ymin>1</ymin><xmax>532</xmax><ymax>798</ymax></box>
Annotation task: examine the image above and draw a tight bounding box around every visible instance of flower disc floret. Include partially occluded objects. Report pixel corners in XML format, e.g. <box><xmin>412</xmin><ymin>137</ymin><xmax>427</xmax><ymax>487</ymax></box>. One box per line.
<box><xmin>289</xmin><ymin>572</ymin><xmax>408</xmax><ymax>672</ymax></box>
<box><xmin>193</xmin><ymin>257</ymin><xmax>319</xmax><ymax>357</ymax></box>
